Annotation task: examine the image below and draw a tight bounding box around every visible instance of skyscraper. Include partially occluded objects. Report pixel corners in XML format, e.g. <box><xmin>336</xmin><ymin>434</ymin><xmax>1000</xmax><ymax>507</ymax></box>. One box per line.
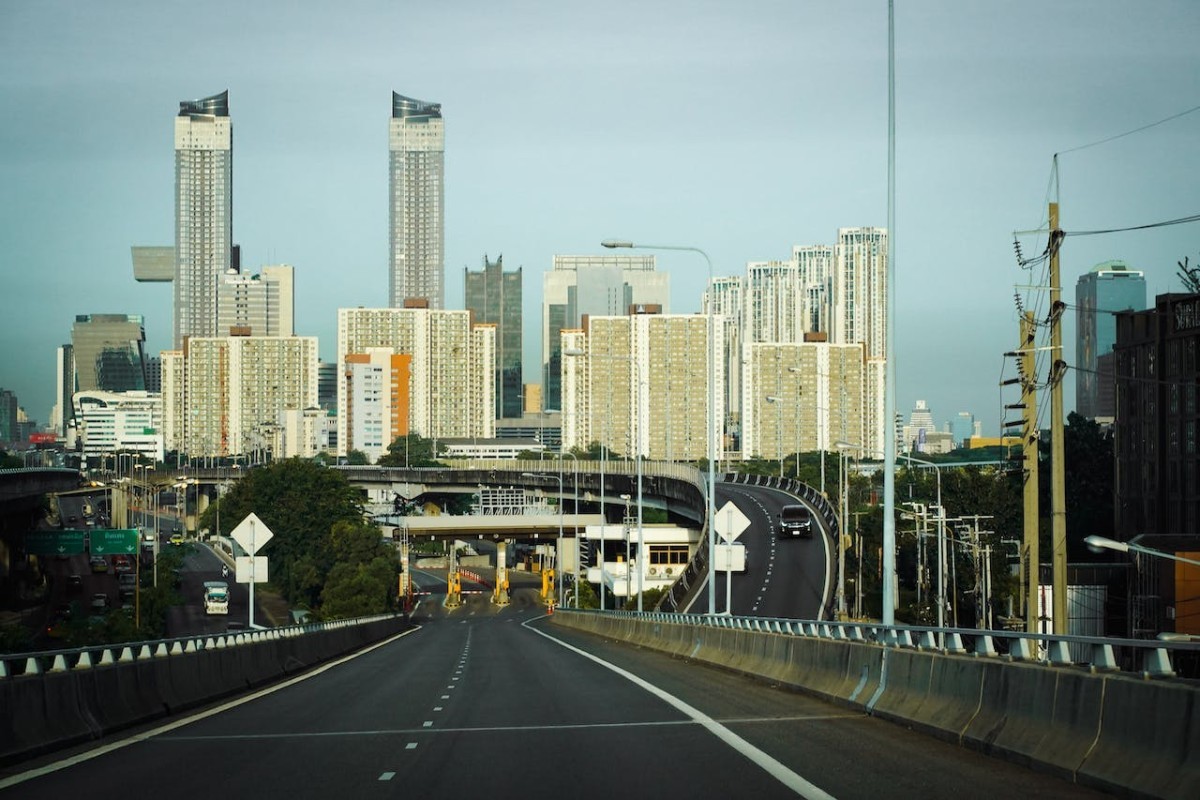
<box><xmin>465</xmin><ymin>254</ymin><xmax>523</xmax><ymax>419</ymax></box>
<box><xmin>389</xmin><ymin>92</ymin><xmax>445</xmax><ymax>309</ymax></box>
<box><xmin>174</xmin><ymin>90</ymin><xmax>233</xmax><ymax>348</ymax></box>
<box><xmin>833</xmin><ymin>227</ymin><xmax>888</xmax><ymax>453</ymax></box>
<box><xmin>1076</xmin><ymin>260</ymin><xmax>1145</xmax><ymax>420</ymax></box>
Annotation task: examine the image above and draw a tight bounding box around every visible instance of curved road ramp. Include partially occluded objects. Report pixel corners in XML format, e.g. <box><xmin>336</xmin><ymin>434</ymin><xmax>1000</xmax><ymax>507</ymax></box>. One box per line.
<box><xmin>550</xmin><ymin>610</ymin><xmax>1200</xmax><ymax>800</ymax></box>
<box><xmin>0</xmin><ymin>614</ymin><xmax>411</xmax><ymax>765</ymax></box>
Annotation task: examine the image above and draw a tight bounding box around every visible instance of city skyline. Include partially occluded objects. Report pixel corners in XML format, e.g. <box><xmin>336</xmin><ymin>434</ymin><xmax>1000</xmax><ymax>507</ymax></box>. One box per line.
<box><xmin>2</xmin><ymin>2</ymin><xmax>1199</xmax><ymax>439</ymax></box>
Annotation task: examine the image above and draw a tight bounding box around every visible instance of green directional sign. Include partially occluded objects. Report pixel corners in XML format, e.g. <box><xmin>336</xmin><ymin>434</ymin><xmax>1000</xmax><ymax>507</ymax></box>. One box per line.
<box><xmin>89</xmin><ymin>528</ymin><xmax>139</xmax><ymax>555</ymax></box>
<box><xmin>25</xmin><ymin>530</ymin><xmax>88</xmax><ymax>556</ymax></box>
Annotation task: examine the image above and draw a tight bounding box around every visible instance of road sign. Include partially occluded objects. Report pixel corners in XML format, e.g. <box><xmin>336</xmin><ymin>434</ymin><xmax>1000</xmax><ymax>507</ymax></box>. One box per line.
<box><xmin>89</xmin><ymin>529</ymin><xmax>139</xmax><ymax>555</ymax></box>
<box><xmin>25</xmin><ymin>529</ymin><xmax>87</xmax><ymax>556</ymax></box>
<box><xmin>230</xmin><ymin>512</ymin><xmax>273</xmax><ymax>555</ymax></box>
<box><xmin>235</xmin><ymin>556</ymin><xmax>269</xmax><ymax>584</ymax></box>
<box><xmin>714</xmin><ymin>501</ymin><xmax>751</xmax><ymax>543</ymax></box>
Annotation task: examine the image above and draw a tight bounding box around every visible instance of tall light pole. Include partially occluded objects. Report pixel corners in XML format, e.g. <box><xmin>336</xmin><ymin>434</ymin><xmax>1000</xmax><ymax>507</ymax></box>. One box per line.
<box><xmin>765</xmin><ymin>396</ymin><xmax>798</xmax><ymax>479</ymax></box>
<box><xmin>562</xmin><ymin>451</ymin><xmax>579</xmax><ymax>607</ymax></box>
<box><xmin>602</xmin><ymin>239</ymin><xmax>718</xmax><ymax>616</ymax></box>
<box><xmin>1086</xmin><ymin>536</ymin><xmax>1200</xmax><ymax>567</ymax></box>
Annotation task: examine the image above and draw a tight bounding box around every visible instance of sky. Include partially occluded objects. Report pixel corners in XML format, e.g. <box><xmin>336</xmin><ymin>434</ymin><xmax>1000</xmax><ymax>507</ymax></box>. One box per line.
<box><xmin>2</xmin><ymin>0</ymin><xmax>1199</xmax><ymax>439</ymax></box>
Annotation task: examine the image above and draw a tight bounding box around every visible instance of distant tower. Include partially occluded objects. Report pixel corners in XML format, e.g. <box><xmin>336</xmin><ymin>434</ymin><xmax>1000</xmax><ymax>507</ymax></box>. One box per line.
<box><xmin>833</xmin><ymin>227</ymin><xmax>888</xmax><ymax>453</ymax></box>
<box><xmin>71</xmin><ymin>314</ymin><xmax>147</xmax><ymax>394</ymax></box>
<box><xmin>174</xmin><ymin>90</ymin><xmax>233</xmax><ymax>348</ymax></box>
<box><xmin>465</xmin><ymin>255</ymin><xmax>523</xmax><ymax>419</ymax></box>
<box><xmin>1076</xmin><ymin>260</ymin><xmax>1145</xmax><ymax>420</ymax></box>
<box><xmin>389</xmin><ymin>92</ymin><xmax>445</xmax><ymax>309</ymax></box>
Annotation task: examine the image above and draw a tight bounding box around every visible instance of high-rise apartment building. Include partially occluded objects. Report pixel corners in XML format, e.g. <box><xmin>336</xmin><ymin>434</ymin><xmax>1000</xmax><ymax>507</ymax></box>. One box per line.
<box><xmin>744</xmin><ymin>260</ymin><xmax>802</xmax><ymax>345</ymax></box>
<box><xmin>55</xmin><ymin>344</ymin><xmax>74</xmax><ymax>436</ymax></box>
<box><xmin>543</xmin><ymin>254</ymin><xmax>668</xmax><ymax>412</ymax></box>
<box><xmin>704</xmin><ymin>275</ymin><xmax>745</xmax><ymax>430</ymax></box>
<box><xmin>1076</xmin><ymin>260</ymin><xmax>1146</xmax><ymax>420</ymax></box>
<box><xmin>561</xmin><ymin>311</ymin><xmax>724</xmax><ymax>462</ymax></box>
<box><xmin>173</xmin><ymin>336</ymin><xmax>319</xmax><ymax>458</ymax></box>
<box><xmin>833</xmin><ymin>227</ymin><xmax>888</xmax><ymax>454</ymax></box>
<box><xmin>217</xmin><ymin>264</ymin><xmax>295</xmax><ymax>337</ymax></box>
<box><xmin>0</xmin><ymin>389</ymin><xmax>17</xmax><ymax>447</ymax></box>
<box><xmin>337</xmin><ymin>306</ymin><xmax>495</xmax><ymax>456</ymax></box>
<box><xmin>174</xmin><ymin>90</ymin><xmax>233</xmax><ymax>348</ymax></box>
<box><xmin>793</xmin><ymin>244</ymin><xmax>834</xmax><ymax>335</ymax></box>
<box><xmin>389</xmin><ymin>92</ymin><xmax>445</xmax><ymax>309</ymax></box>
<box><xmin>464</xmin><ymin>254</ymin><xmax>523</xmax><ymax>419</ymax></box>
<box><xmin>741</xmin><ymin>342</ymin><xmax>866</xmax><ymax>462</ymax></box>
<box><xmin>70</xmin><ymin>314</ymin><xmax>147</xmax><ymax>394</ymax></box>
<box><xmin>73</xmin><ymin>391</ymin><xmax>164</xmax><ymax>463</ymax></box>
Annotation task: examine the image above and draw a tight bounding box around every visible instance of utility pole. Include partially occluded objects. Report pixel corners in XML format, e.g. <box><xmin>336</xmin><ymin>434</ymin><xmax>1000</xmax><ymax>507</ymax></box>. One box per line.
<box><xmin>1011</xmin><ymin>310</ymin><xmax>1040</xmax><ymax>633</ymax></box>
<box><xmin>1049</xmin><ymin>202</ymin><xmax>1068</xmax><ymax>634</ymax></box>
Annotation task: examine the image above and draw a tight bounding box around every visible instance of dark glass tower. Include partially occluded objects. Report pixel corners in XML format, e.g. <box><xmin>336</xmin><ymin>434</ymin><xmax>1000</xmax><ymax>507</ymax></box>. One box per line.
<box><xmin>465</xmin><ymin>254</ymin><xmax>523</xmax><ymax>419</ymax></box>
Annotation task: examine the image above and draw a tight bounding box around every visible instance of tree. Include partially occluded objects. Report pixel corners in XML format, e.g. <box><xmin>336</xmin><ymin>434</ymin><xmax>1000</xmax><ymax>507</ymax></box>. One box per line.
<box><xmin>378</xmin><ymin>434</ymin><xmax>441</xmax><ymax>467</ymax></box>
<box><xmin>345</xmin><ymin>449</ymin><xmax>370</xmax><ymax>466</ymax></box>
<box><xmin>201</xmin><ymin>458</ymin><xmax>366</xmax><ymax>608</ymax></box>
<box><xmin>1178</xmin><ymin>254</ymin><xmax>1200</xmax><ymax>293</ymax></box>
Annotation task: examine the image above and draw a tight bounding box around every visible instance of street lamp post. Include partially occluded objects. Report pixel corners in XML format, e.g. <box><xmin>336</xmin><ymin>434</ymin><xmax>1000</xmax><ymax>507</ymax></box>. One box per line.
<box><xmin>1086</xmin><ymin>536</ymin><xmax>1200</xmax><ymax>567</ymax></box>
<box><xmin>562</xmin><ymin>451</ymin><xmax>579</xmax><ymax>608</ymax></box>
<box><xmin>602</xmin><ymin>239</ymin><xmax>718</xmax><ymax>616</ymax></box>
<box><xmin>765</xmin><ymin>395</ymin><xmax>799</xmax><ymax>480</ymax></box>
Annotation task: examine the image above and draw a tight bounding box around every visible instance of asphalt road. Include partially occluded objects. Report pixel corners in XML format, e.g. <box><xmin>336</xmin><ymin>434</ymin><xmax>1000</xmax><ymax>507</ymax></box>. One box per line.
<box><xmin>704</xmin><ymin>483</ymin><xmax>832</xmax><ymax>620</ymax></box>
<box><xmin>2</xmin><ymin>594</ymin><xmax>1108</xmax><ymax>799</ymax></box>
<box><xmin>165</xmin><ymin>542</ymin><xmax>274</xmax><ymax>636</ymax></box>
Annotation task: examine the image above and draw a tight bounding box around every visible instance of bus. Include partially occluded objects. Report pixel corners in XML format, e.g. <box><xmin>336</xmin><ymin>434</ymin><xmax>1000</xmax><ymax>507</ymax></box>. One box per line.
<box><xmin>203</xmin><ymin>581</ymin><xmax>229</xmax><ymax>615</ymax></box>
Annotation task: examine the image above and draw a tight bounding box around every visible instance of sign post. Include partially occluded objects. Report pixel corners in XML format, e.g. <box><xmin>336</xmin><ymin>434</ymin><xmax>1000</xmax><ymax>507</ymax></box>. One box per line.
<box><xmin>714</xmin><ymin>501</ymin><xmax>751</xmax><ymax>615</ymax></box>
<box><xmin>230</xmin><ymin>512</ymin><xmax>273</xmax><ymax>629</ymax></box>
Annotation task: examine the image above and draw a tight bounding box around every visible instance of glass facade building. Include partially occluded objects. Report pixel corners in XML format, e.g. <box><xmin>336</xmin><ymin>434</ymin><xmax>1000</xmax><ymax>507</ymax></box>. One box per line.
<box><xmin>464</xmin><ymin>254</ymin><xmax>523</xmax><ymax>419</ymax></box>
<box><xmin>1076</xmin><ymin>260</ymin><xmax>1146</xmax><ymax>419</ymax></box>
<box><xmin>71</xmin><ymin>314</ymin><xmax>146</xmax><ymax>394</ymax></box>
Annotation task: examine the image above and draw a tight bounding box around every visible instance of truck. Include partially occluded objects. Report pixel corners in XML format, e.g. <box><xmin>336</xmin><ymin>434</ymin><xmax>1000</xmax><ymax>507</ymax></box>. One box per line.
<box><xmin>778</xmin><ymin>504</ymin><xmax>814</xmax><ymax>538</ymax></box>
<box><xmin>203</xmin><ymin>581</ymin><xmax>229</xmax><ymax>615</ymax></box>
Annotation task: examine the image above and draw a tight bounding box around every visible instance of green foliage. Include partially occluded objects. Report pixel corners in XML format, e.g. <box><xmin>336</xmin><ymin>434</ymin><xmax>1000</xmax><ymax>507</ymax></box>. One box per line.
<box><xmin>0</xmin><ymin>450</ymin><xmax>22</xmax><ymax>469</ymax></box>
<box><xmin>320</xmin><ymin>557</ymin><xmax>397</xmax><ymax>618</ymax></box>
<box><xmin>378</xmin><ymin>434</ymin><xmax>442</xmax><ymax>467</ymax></box>
<box><xmin>0</xmin><ymin>624</ymin><xmax>33</xmax><ymax>654</ymax></box>
<box><xmin>575</xmin><ymin>577</ymin><xmax>600</xmax><ymax>609</ymax></box>
<box><xmin>346</xmin><ymin>449</ymin><xmax>371</xmax><ymax>466</ymax></box>
<box><xmin>200</xmin><ymin>459</ymin><xmax>367</xmax><ymax>609</ymax></box>
<box><xmin>624</xmin><ymin>586</ymin><xmax>667</xmax><ymax>611</ymax></box>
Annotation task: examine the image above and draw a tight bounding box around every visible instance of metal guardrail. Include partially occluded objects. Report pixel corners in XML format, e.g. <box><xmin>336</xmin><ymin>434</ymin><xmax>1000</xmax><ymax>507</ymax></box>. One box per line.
<box><xmin>0</xmin><ymin>613</ymin><xmax>400</xmax><ymax>679</ymax></box>
<box><xmin>563</xmin><ymin>608</ymin><xmax>1200</xmax><ymax>680</ymax></box>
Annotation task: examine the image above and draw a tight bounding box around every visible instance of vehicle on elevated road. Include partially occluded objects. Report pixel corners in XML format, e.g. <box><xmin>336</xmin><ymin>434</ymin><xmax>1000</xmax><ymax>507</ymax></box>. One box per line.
<box><xmin>778</xmin><ymin>504</ymin><xmax>813</xmax><ymax>538</ymax></box>
<box><xmin>203</xmin><ymin>581</ymin><xmax>229</xmax><ymax>615</ymax></box>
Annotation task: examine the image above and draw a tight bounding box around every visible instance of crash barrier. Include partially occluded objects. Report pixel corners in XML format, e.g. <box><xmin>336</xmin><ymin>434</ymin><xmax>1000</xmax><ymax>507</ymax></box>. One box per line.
<box><xmin>550</xmin><ymin>610</ymin><xmax>1200</xmax><ymax>800</ymax></box>
<box><xmin>0</xmin><ymin>613</ymin><xmax>411</xmax><ymax>765</ymax></box>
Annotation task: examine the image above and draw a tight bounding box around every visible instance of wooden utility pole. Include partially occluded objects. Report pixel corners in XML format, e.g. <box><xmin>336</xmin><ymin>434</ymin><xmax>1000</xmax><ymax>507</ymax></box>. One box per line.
<box><xmin>1020</xmin><ymin>311</ymin><xmax>1040</xmax><ymax>633</ymax></box>
<box><xmin>1049</xmin><ymin>202</ymin><xmax>1068</xmax><ymax>634</ymax></box>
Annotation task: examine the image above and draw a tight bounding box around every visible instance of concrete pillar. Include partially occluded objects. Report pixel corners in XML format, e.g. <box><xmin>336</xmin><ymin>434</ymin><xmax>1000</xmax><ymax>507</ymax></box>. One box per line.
<box><xmin>492</xmin><ymin>541</ymin><xmax>510</xmax><ymax>606</ymax></box>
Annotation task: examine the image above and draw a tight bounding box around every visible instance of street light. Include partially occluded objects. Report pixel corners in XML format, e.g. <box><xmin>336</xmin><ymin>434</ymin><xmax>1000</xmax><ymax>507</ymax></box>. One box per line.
<box><xmin>562</xmin><ymin>451</ymin><xmax>579</xmax><ymax>608</ymax></box>
<box><xmin>1086</xmin><ymin>535</ymin><xmax>1200</xmax><ymax>568</ymax></box>
<box><xmin>523</xmin><ymin>471</ymin><xmax>564</xmax><ymax>607</ymax></box>
<box><xmin>765</xmin><ymin>395</ymin><xmax>796</xmax><ymax>479</ymax></box>
<box><xmin>602</xmin><ymin>239</ymin><xmax>719</xmax><ymax>616</ymax></box>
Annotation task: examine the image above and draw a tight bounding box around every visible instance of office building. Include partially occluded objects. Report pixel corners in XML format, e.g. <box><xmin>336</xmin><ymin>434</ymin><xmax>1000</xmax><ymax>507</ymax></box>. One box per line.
<box><xmin>950</xmin><ymin>411</ymin><xmax>975</xmax><ymax>448</ymax></box>
<box><xmin>337</xmin><ymin>306</ymin><xmax>495</xmax><ymax>455</ymax></box>
<box><xmin>543</xmin><ymin>254</ymin><xmax>668</xmax><ymax>411</ymax></box>
<box><xmin>1077</xmin><ymin>260</ymin><xmax>1146</xmax><ymax>420</ymax></box>
<box><xmin>216</xmin><ymin>264</ymin><xmax>295</xmax><ymax>337</ymax></box>
<box><xmin>1113</xmin><ymin>292</ymin><xmax>1200</xmax><ymax>540</ymax></box>
<box><xmin>0</xmin><ymin>389</ymin><xmax>17</xmax><ymax>447</ymax></box>
<box><xmin>174</xmin><ymin>90</ymin><xmax>233</xmax><ymax>348</ymax></box>
<box><xmin>741</xmin><ymin>342</ymin><xmax>865</xmax><ymax>462</ymax></box>
<box><xmin>280</xmin><ymin>407</ymin><xmax>331</xmax><ymax>459</ymax></box>
<box><xmin>389</xmin><ymin>92</ymin><xmax>445</xmax><ymax>309</ymax></box>
<box><xmin>175</xmin><ymin>336</ymin><xmax>319</xmax><ymax>458</ymax></box>
<box><xmin>71</xmin><ymin>314</ymin><xmax>146</xmax><ymax>393</ymax></box>
<box><xmin>464</xmin><ymin>254</ymin><xmax>523</xmax><ymax>419</ymax></box>
<box><xmin>73</xmin><ymin>391</ymin><xmax>164</xmax><ymax>463</ymax></box>
<box><xmin>903</xmin><ymin>399</ymin><xmax>938</xmax><ymax>452</ymax></box>
<box><xmin>561</xmin><ymin>310</ymin><xmax>724</xmax><ymax>462</ymax></box>
<box><xmin>54</xmin><ymin>345</ymin><xmax>74</xmax><ymax>436</ymax></box>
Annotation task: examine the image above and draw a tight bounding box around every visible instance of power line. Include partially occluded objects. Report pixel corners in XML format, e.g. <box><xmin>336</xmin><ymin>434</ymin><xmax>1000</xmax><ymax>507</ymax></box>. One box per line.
<box><xmin>1055</xmin><ymin>103</ymin><xmax>1200</xmax><ymax>157</ymax></box>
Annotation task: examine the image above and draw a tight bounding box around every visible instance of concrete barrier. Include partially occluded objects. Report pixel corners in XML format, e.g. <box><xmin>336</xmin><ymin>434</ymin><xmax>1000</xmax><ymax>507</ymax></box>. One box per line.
<box><xmin>548</xmin><ymin>612</ymin><xmax>1200</xmax><ymax>799</ymax></box>
<box><xmin>0</xmin><ymin>615</ymin><xmax>411</xmax><ymax>766</ymax></box>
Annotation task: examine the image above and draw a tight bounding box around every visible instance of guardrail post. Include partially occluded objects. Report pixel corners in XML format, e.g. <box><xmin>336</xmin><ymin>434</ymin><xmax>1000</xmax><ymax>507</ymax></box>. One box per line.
<box><xmin>974</xmin><ymin>635</ymin><xmax>997</xmax><ymax>657</ymax></box>
<box><xmin>917</xmin><ymin>631</ymin><xmax>938</xmax><ymax>650</ymax></box>
<box><xmin>1008</xmin><ymin>638</ymin><xmax>1035</xmax><ymax>661</ymax></box>
<box><xmin>1045</xmin><ymin>640</ymin><xmax>1072</xmax><ymax>666</ymax></box>
<box><xmin>1143</xmin><ymin>648</ymin><xmax>1176</xmax><ymax>678</ymax></box>
<box><xmin>49</xmin><ymin>654</ymin><xmax>68</xmax><ymax>672</ymax></box>
<box><xmin>0</xmin><ymin>660</ymin><xmax>7</xmax><ymax>678</ymax></box>
<box><xmin>1090</xmin><ymin>643</ymin><xmax>1117</xmax><ymax>672</ymax></box>
<box><xmin>24</xmin><ymin>657</ymin><xmax>42</xmax><ymax>675</ymax></box>
<box><xmin>118</xmin><ymin>647</ymin><xmax>135</xmax><ymax>663</ymax></box>
<box><xmin>944</xmin><ymin>633</ymin><xmax>966</xmax><ymax>654</ymax></box>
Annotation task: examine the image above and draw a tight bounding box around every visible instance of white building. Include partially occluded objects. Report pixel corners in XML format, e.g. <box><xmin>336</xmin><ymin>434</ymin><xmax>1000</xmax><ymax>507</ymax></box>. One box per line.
<box><xmin>542</xmin><ymin>254</ymin><xmax>669</xmax><ymax>412</ymax></box>
<box><xmin>174</xmin><ymin>90</ymin><xmax>232</xmax><ymax>348</ymax></box>
<box><xmin>73</xmin><ymin>391</ymin><xmax>164</xmax><ymax>464</ymax></box>
<box><xmin>703</xmin><ymin>275</ymin><xmax>744</xmax><ymax>430</ymax></box>
<box><xmin>389</xmin><ymin>92</ymin><xmax>445</xmax><ymax>309</ymax></box>
<box><xmin>217</xmin><ymin>264</ymin><xmax>294</xmax><ymax>337</ymax></box>
<box><xmin>832</xmin><ymin>227</ymin><xmax>888</xmax><ymax>454</ymax></box>
<box><xmin>337</xmin><ymin>306</ymin><xmax>495</xmax><ymax>457</ymax></box>
<box><xmin>562</xmin><ymin>311</ymin><xmax>724</xmax><ymax>462</ymax></box>
<box><xmin>793</xmin><ymin>244</ymin><xmax>834</xmax><ymax>335</ymax></box>
<box><xmin>279</xmin><ymin>407</ymin><xmax>329</xmax><ymax>459</ymax></box>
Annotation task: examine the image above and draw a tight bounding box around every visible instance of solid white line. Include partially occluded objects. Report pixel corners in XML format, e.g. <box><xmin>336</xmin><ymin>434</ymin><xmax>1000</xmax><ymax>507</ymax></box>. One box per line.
<box><xmin>523</xmin><ymin>618</ymin><xmax>837</xmax><ymax>800</ymax></box>
<box><xmin>0</xmin><ymin>624</ymin><xmax>423</xmax><ymax>790</ymax></box>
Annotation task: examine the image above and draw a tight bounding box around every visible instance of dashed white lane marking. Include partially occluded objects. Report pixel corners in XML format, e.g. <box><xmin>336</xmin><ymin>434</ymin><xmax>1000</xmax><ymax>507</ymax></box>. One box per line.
<box><xmin>406</xmin><ymin>743</ymin><xmax>418</xmax><ymax>750</ymax></box>
<box><xmin>423</xmin><ymin>721</ymin><xmax>433</xmax><ymax>728</ymax></box>
<box><xmin>434</xmin><ymin>707</ymin><xmax>443</xmax><ymax>712</ymax></box>
<box><xmin>441</xmin><ymin>695</ymin><xmax>450</xmax><ymax>700</ymax></box>
<box><xmin>524</xmin><ymin>618</ymin><xmax>837</xmax><ymax>800</ymax></box>
<box><xmin>379</xmin><ymin>772</ymin><xmax>396</xmax><ymax>781</ymax></box>
<box><xmin>0</xmin><ymin>625</ymin><xmax>424</xmax><ymax>791</ymax></box>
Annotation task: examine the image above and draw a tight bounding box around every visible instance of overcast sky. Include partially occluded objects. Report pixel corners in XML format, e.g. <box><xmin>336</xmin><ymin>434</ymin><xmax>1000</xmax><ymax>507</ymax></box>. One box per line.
<box><xmin>2</xmin><ymin>1</ymin><xmax>1198</xmax><ymax>438</ymax></box>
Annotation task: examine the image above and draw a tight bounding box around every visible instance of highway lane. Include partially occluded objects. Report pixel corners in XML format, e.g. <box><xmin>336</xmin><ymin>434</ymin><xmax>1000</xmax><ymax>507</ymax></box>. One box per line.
<box><xmin>708</xmin><ymin>482</ymin><xmax>832</xmax><ymax>620</ymax></box>
<box><xmin>164</xmin><ymin>542</ymin><xmax>273</xmax><ymax>636</ymax></box>
<box><xmin>3</xmin><ymin>603</ymin><xmax>1108</xmax><ymax>799</ymax></box>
